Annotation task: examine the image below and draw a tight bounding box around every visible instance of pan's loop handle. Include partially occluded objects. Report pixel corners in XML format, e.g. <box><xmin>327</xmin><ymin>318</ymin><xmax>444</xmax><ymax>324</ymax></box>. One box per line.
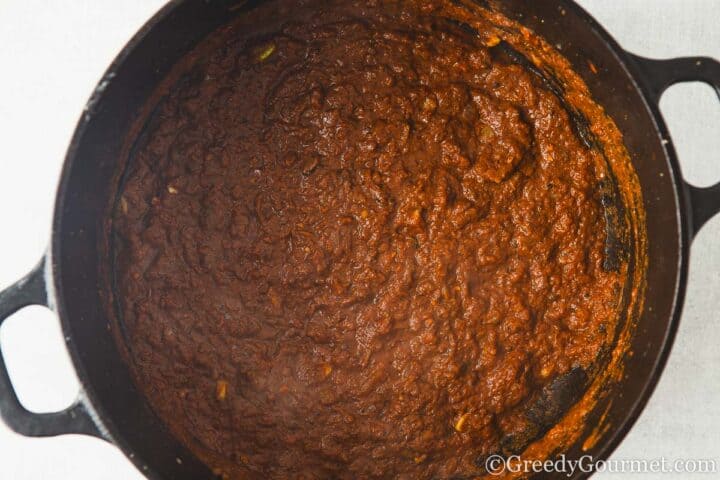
<box><xmin>626</xmin><ymin>53</ymin><xmax>720</xmax><ymax>235</ymax></box>
<box><xmin>0</xmin><ymin>257</ymin><xmax>102</xmax><ymax>438</ymax></box>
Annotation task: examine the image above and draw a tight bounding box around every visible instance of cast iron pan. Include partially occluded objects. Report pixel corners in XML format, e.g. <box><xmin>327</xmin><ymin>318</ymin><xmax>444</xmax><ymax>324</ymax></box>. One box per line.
<box><xmin>0</xmin><ymin>0</ymin><xmax>719</xmax><ymax>478</ymax></box>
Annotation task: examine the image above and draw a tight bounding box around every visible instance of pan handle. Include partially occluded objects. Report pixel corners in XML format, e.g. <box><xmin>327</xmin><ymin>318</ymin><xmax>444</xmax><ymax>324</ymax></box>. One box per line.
<box><xmin>626</xmin><ymin>53</ymin><xmax>720</xmax><ymax>235</ymax></box>
<box><xmin>0</xmin><ymin>257</ymin><xmax>103</xmax><ymax>438</ymax></box>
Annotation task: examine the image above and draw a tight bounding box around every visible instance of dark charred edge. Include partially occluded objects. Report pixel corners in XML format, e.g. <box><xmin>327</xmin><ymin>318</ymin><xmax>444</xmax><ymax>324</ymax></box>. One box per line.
<box><xmin>589</xmin><ymin>185</ymin><xmax>637</xmax><ymax>388</ymax></box>
<box><xmin>489</xmin><ymin>41</ymin><xmax>599</xmax><ymax>151</ymax></box>
<box><xmin>469</xmin><ymin>0</ymin><xmax>492</xmax><ymax>10</ymax></box>
<box><xmin>581</xmin><ymin>228</ymin><xmax>639</xmax><ymax>449</ymax></box>
<box><xmin>498</xmin><ymin>367</ymin><xmax>589</xmax><ymax>456</ymax></box>
<box><xmin>599</xmin><ymin>174</ymin><xmax>628</xmax><ymax>272</ymax></box>
<box><xmin>444</xmin><ymin>17</ymin><xmax>481</xmax><ymax>37</ymax></box>
<box><xmin>528</xmin><ymin>367</ymin><xmax>588</xmax><ymax>430</ymax></box>
<box><xmin>487</xmin><ymin>39</ymin><xmax>630</xmax><ymax>272</ymax></box>
<box><xmin>493</xmin><ymin>41</ymin><xmax>565</xmax><ymax>95</ymax></box>
<box><xmin>567</xmin><ymin>105</ymin><xmax>599</xmax><ymax>151</ymax></box>
<box><xmin>441</xmin><ymin>6</ymin><xmax>629</xmax><ymax>313</ymax></box>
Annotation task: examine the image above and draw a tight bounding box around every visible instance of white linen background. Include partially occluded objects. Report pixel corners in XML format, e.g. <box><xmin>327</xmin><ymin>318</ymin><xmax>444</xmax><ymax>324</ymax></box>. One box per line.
<box><xmin>0</xmin><ymin>1</ymin><xmax>718</xmax><ymax>478</ymax></box>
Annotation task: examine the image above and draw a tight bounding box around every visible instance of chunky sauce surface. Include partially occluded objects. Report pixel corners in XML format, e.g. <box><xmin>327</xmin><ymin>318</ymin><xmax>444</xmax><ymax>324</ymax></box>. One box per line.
<box><xmin>113</xmin><ymin>1</ymin><xmax>631</xmax><ymax>478</ymax></box>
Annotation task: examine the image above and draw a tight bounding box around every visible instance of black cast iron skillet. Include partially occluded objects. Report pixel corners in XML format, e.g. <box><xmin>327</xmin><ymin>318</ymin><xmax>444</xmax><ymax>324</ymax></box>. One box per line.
<box><xmin>0</xmin><ymin>1</ymin><xmax>719</xmax><ymax>478</ymax></box>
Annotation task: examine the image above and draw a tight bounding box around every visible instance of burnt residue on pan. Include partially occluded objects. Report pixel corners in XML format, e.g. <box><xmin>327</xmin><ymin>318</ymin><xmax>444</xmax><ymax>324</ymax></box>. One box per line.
<box><xmin>501</xmin><ymin>367</ymin><xmax>590</xmax><ymax>455</ymax></box>
<box><xmin>106</xmin><ymin>1</ymin><xmax>645</xmax><ymax>478</ymax></box>
<box><xmin>486</xmin><ymin>40</ymin><xmax>629</xmax><ymax>274</ymax></box>
<box><xmin>441</xmin><ymin>18</ymin><xmax>629</xmax><ymax>277</ymax></box>
<box><xmin>440</xmin><ymin>8</ymin><xmax>635</xmax><ymax>460</ymax></box>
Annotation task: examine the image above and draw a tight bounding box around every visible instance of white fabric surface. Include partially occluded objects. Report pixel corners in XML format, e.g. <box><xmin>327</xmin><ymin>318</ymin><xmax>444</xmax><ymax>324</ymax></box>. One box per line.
<box><xmin>0</xmin><ymin>1</ymin><xmax>717</xmax><ymax>478</ymax></box>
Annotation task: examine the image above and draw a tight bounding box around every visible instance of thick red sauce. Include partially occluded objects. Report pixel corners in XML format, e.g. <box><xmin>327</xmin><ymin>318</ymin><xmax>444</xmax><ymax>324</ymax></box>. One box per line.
<box><xmin>112</xmin><ymin>1</ymin><xmax>634</xmax><ymax>478</ymax></box>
